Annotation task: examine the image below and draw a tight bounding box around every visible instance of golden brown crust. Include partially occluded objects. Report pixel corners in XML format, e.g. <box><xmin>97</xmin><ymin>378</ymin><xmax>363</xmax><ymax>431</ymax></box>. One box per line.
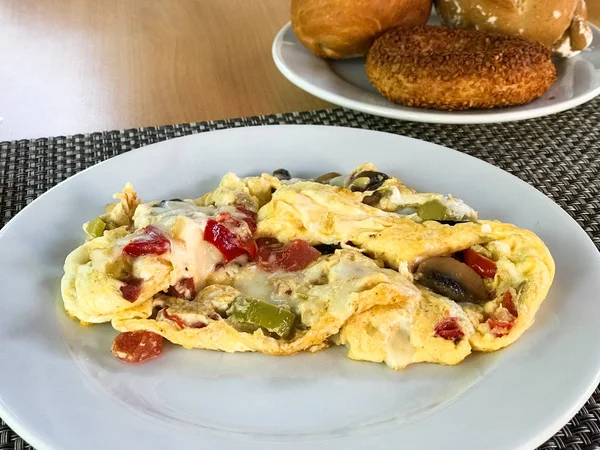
<box><xmin>435</xmin><ymin>0</ymin><xmax>593</xmax><ymax>57</ymax></box>
<box><xmin>366</xmin><ymin>25</ymin><xmax>556</xmax><ymax>110</ymax></box>
<box><xmin>291</xmin><ymin>0</ymin><xmax>433</xmax><ymax>59</ymax></box>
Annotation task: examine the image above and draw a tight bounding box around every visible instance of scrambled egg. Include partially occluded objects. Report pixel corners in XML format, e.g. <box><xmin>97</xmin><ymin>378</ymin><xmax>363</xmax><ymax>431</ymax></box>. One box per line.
<box><xmin>339</xmin><ymin>221</ymin><xmax>554</xmax><ymax>368</ymax></box>
<box><xmin>340</xmin><ymin>288</ymin><xmax>473</xmax><ymax>370</ymax></box>
<box><xmin>113</xmin><ymin>249</ymin><xmax>420</xmax><ymax>355</ymax></box>
<box><xmin>61</xmin><ymin>227</ymin><xmax>156</xmax><ymax>324</ymax></box>
<box><xmin>61</xmin><ymin>163</ymin><xmax>555</xmax><ymax>369</ymax></box>
<box><xmin>257</xmin><ymin>176</ymin><xmax>554</xmax><ymax>366</ymax></box>
<box><xmin>61</xmin><ymin>173</ymin><xmax>279</xmax><ymax>324</ymax></box>
<box><xmin>257</xmin><ymin>181</ymin><xmax>489</xmax><ymax>269</ymax></box>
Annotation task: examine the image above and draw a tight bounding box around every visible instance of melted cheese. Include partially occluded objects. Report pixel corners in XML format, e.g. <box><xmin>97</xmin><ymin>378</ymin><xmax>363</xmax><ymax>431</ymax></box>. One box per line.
<box><xmin>387</xmin><ymin>188</ymin><xmax>477</xmax><ymax>221</ymax></box>
<box><xmin>133</xmin><ymin>200</ymin><xmax>216</xmax><ymax>230</ymax></box>
<box><xmin>232</xmin><ymin>266</ymin><xmax>275</xmax><ymax>301</ymax></box>
<box><xmin>329</xmin><ymin>258</ymin><xmax>383</xmax><ymax>280</ymax></box>
<box><xmin>102</xmin><ymin>201</ymin><xmax>227</xmax><ymax>291</ymax></box>
<box><xmin>386</xmin><ymin>315</ymin><xmax>415</xmax><ymax>370</ymax></box>
<box><xmin>170</xmin><ymin>217</ymin><xmax>223</xmax><ymax>289</ymax></box>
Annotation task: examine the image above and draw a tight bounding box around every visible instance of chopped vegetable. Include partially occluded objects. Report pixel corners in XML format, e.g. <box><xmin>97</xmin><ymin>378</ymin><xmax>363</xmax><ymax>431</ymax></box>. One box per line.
<box><xmin>315</xmin><ymin>172</ymin><xmax>341</xmax><ymax>184</ymax></box>
<box><xmin>162</xmin><ymin>309</ymin><xmax>186</xmax><ymax>329</ymax></box>
<box><xmin>462</xmin><ymin>248</ymin><xmax>497</xmax><ymax>278</ymax></box>
<box><xmin>417</xmin><ymin>200</ymin><xmax>453</xmax><ymax>222</ymax></box>
<box><xmin>158</xmin><ymin>198</ymin><xmax>183</xmax><ymax>207</ymax></box>
<box><xmin>120</xmin><ymin>278</ymin><xmax>143</xmax><ymax>302</ymax></box>
<box><xmin>272</xmin><ymin>169</ymin><xmax>291</xmax><ymax>181</ymax></box>
<box><xmin>348</xmin><ymin>171</ymin><xmax>389</xmax><ymax>192</ymax></box>
<box><xmin>235</xmin><ymin>205</ymin><xmax>258</xmax><ymax>234</ymax></box>
<box><xmin>434</xmin><ymin>317</ymin><xmax>464</xmax><ymax>342</ymax></box>
<box><xmin>203</xmin><ymin>207</ymin><xmax>258</xmax><ymax>262</ymax></box>
<box><xmin>487</xmin><ymin>319</ymin><xmax>514</xmax><ymax>337</ymax></box>
<box><xmin>416</xmin><ymin>256</ymin><xmax>488</xmax><ymax>304</ymax></box>
<box><xmin>161</xmin><ymin>308</ymin><xmax>208</xmax><ymax>329</ymax></box>
<box><xmin>313</xmin><ymin>243</ymin><xmax>342</xmax><ymax>255</ymax></box>
<box><xmin>226</xmin><ymin>297</ymin><xmax>296</xmax><ymax>339</ymax></box>
<box><xmin>106</xmin><ymin>259</ymin><xmax>133</xmax><ymax>281</ymax></box>
<box><xmin>437</xmin><ymin>220</ymin><xmax>469</xmax><ymax>226</ymax></box>
<box><xmin>204</xmin><ymin>219</ymin><xmax>257</xmax><ymax>262</ymax></box>
<box><xmin>502</xmin><ymin>291</ymin><xmax>518</xmax><ymax>317</ymax></box>
<box><xmin>256</xmin><ymin>237</ymin><xmax>320</xmax><ymax>272</ymax></box>
<box><xmin>167</xmin><ymin>277</ymin><xmax>196</xmax><ymax>300</ymax></box>
<box><xmin>123</xmin><ymin>225</ymin><xmax>171</xmax><ymax>256</ymax></box>
<box><xmin>84</xmin><ymin>217</ymin><xmax>106</xmax><ymax>238</ymax></box>
<box><xmin>362</xmin><ymin>191</ymin><xmax>382</xmax><ymax>206</ymax></box>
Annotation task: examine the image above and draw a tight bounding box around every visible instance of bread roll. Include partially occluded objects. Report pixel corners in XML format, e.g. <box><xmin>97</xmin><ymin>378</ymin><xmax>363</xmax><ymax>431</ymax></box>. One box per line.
<box><xmin>435</xmin><ymin>0</ymin><xmax>593</xmax><ymax>57</ymax></box>
<box><xmin>291</xmin><ymin>0</ymin><xmax>433</xmax><ymax>59</ymax></box>
<box><xmin>366</xmin><ymin>26</ymin><xmax>556</xmax><ymax>110</ymax></box>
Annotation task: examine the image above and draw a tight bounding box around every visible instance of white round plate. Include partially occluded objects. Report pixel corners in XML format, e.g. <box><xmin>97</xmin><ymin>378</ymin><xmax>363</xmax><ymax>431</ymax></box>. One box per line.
<box><xmin>273</xmin><ymin>18</ymin><xmax>600</xmax><ymax>124</ymax></box>
<box><xmin>1</xmin><ymin>125</ymin><xmax>599</xmax><ymax>450</ymax></box>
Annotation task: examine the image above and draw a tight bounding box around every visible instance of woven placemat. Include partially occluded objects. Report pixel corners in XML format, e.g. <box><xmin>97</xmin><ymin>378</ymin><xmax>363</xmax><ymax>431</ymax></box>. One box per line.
<box><xmin>1</xmin><ymin>99</ymin><xmax>600</xmax><ymax>450</ymax></box>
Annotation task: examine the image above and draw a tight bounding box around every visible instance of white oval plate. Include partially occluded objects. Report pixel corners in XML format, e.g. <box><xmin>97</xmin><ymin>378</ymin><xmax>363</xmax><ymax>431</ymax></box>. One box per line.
<box><xmin>1</xmin><ymin>125</ymin><xmax>599</xmax><ymax>450</ymax></box>
<box><xmin>273</xmin><ymin>18</ymin><xmax>600</xmax><ymax>124</ymax></box>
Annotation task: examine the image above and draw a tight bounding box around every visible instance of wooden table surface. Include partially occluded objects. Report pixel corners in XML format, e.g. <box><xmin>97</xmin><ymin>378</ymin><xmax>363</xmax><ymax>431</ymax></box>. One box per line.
<box><xmin>0</xmin><ymin>1</ymin><xmax>598</xmax><ymax>141</ymax></box>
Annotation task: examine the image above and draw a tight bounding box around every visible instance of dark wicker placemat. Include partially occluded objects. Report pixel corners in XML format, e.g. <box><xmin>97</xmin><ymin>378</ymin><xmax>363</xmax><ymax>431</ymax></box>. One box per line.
<box><xmin>1</xmin><ymin>100</ymin><xmax>600</xmax><ymax>450</ymax></box>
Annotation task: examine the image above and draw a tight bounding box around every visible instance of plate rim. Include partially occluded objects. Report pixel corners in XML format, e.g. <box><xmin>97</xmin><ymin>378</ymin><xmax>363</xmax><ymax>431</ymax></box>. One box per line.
<box><xmin>1</xmin><ymin>125</ymin><xmax>600</xmax><ymax>450</ymax></box>
<box><xmin>272</xmin><ymin>22</ymin><xmax>600</xmax><ymax>124</ymax></box>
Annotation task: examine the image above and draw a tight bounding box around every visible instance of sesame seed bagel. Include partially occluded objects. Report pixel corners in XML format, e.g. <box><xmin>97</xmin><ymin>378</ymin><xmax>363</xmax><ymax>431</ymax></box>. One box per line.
<box><xmin>366</xmin><ymin>26</ymin><xmax>557</xmax><ymax>111</ymax></box>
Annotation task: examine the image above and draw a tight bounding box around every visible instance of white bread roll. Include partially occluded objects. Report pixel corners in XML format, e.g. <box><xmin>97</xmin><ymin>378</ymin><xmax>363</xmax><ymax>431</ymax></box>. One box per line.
<box><xmin>291</xmin><ymin>0</ymin><xmax>433</xmax><ymax>59</ymax></box>
<box><xmin>435</xmin><ymin>0</ymin><xmax>593</xmax><ymax>57</ymax></box>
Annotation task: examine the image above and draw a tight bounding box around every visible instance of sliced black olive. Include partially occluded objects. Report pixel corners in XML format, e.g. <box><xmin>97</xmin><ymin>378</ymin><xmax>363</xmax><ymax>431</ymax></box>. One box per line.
<box><xmin>149</xmin><ymin>306</ymin><xmax>163</xmax><ymax>320</ymax></box>
<box><xmin>272</xmin><ymin>169</ymin><xmax>291</xmax><ymax>181</ymax></box>
<box><xmin>314</xmin><ymin>243</ymin><xmax>341</xmax><ymax>254</ymax></box>
<box><xmin>349</xmin><ymin>171</ymin><xmax>389</xmax><ymax>192</ymax></box>
<box><xmin>315</xmin><ymin>172</ymin><xmax>342</xmax><ymax>184</ymax></box>
<box><xmin>362</xmin><ymin>190</ymin><xmax>382</xmax><ymax>206</ymax></box>
<box><xmin>158</xmin><ymin>198</ymin><xmax>183</xmax><ymax>207</ymax></box>
<box><xmin>437</xmin><ymin>220</ymin><xmax>469</xmax><ymax>226</ymax></box>
<box><xmin>416</xmin><ymin>257</ymin><xmax>488</xmax><ymax>304</ymax></box>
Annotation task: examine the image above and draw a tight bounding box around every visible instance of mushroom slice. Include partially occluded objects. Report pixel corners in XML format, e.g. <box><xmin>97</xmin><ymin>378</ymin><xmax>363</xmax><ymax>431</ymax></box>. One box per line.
<box><xmin>348</xmin><ymin>171</ymin><xmax>390</xmax><ymax>192</ymax></box>
<box><xmin>415</xmin><ymin>257</ymin><xmax>488</xmax><ymax>304</ymax></box>
<box><xmin>315</xmin><ymin>172</ymin><xmax>342</xmax><ymax>184</ymax></box>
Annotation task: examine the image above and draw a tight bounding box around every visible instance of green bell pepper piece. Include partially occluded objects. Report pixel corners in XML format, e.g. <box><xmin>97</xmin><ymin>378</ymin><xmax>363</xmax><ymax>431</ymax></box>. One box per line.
<box><xmin>227</xmin><ymin>297</ymin><xmax>296</xmax><ymax>339</ymax></box>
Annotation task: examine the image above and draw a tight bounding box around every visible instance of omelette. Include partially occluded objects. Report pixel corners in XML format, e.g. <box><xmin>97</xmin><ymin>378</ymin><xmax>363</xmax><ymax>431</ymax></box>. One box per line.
<box><xmin>112</xmin><ymin>249</ymin><xmax>420</xmax><ymax>356</ymax></box>
<box><xmin>61</xmin><ymin>163</ymin><xmax>554</xmax><ymax>368</ymax></box>
<box><xmin>62</xmin><ymin>173</ymin><xmax>280</xmax><ymax>324</ymax></box>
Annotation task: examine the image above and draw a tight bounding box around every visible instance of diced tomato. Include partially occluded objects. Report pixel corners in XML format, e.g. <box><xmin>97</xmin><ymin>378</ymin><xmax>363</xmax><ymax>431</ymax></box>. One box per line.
<box><xmin>215</xmin><ymin>207</ymin><xmax>257</xmax><ymax>234</ymax></box>
<box><xmin>487</xmin><ymin>319</ymin><xmax>514</xmax><ymax>337</ymax></box>
<box><xmin>502</xmin><ymin>291</ymin><xmax>518</xmax><ymax>317</ymax></box>
<box><xmin>214</xmin><ymin>212</ymin><xmax>234</xmax><ymax>223</ymax></box>
<box><xmin>256</xmin><ymin>237</ymin><xmax>321</xmax><ymax>272</ymax></box>
<box><xmin>462</xmin><ymin>248</ymin><xmax>497</xmax><ymax>278</ymax></box>
<box><xmin>120</xmin><ymin>278</ymin><xmax>143</xmax><ymax>302</ymax></box>
<box><xmin>123</xmin><ymin>225</ymin><xmax>171</xmax><ymax>257</ymax></box>
<box><xmin>167</xmin><ymin>277</ymin><xmax>196</xmax><ymax>300</ymax></box>
<box><xmin>434</xmin><ymin>317</ymin><xmax>464</xmax><ymax>342</ymax></box>
<box><xmin>208</xmin><ymin>312</ymin><xmax>221</xmax><ymax>321</ymax></box>
<box><xmin>241</xmin><ymin>238</ymin><xmax>259</xmax><ymax>260</ymax></box>
<box><xmin>204</xmin><ymin>219</ymin><xmax>257</xmax><ymax>262</ymax></box>
<box><xmin>162</xmin><ymin>309</ymin><xmax>207</xmax><ymax>329</ymax></box>
<box><xmin>236</xmin><ymin>205</ymin><xmax>258</xmax><ymax>234</ymax></box>
<box><xmin>111</xmin><ymin>331</ymin><xmax>163</xmax><ymax>363</ymax></box>
<box><xmin>256</xmin><ymin>237</ymin><xmax>280</xmax><ymax>249</ymax></box>
<box><xmin>162</xmin><ymin>309</ymin><xmax>186</xmax><ymax>329</ymax></box>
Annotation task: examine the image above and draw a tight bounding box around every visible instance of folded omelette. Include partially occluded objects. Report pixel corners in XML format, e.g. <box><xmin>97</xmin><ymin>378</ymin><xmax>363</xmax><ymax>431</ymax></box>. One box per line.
<box><xmin>61</xmin><ymin>163</ymin><xmax>554</xmax><ymax>369</ymax></box>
